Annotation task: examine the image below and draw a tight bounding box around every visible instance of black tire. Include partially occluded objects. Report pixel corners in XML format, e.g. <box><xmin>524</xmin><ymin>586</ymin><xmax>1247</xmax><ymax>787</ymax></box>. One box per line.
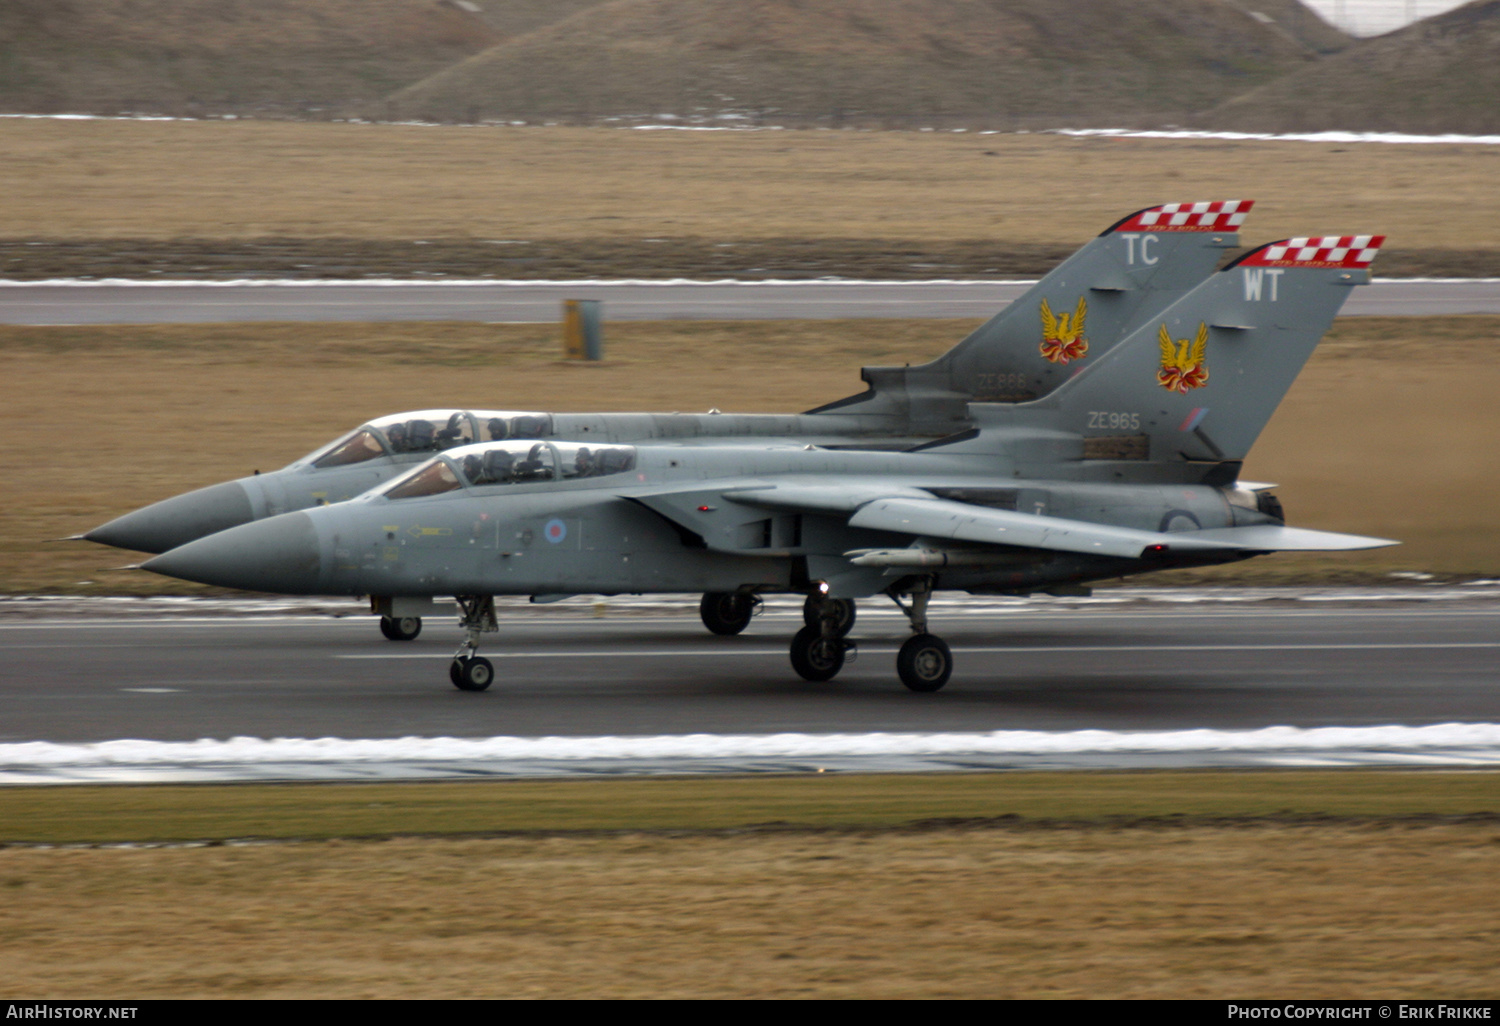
<box><xmin>897</xmin><ymin>634</ymin><xmax>952</xmax><ymax>693</ymax></box>
<box><xmin>380</xmin><ymin>615</ymin><xmax>422</xmax><ymax>641</ymax></box>
<box><xmin>802</xmin><ymin>596</ymin><xmax>856</xmax><ymax>637</ymax></box>
<box><xmin>789</xmin><ymin>625</ymin><xmax>845</xmax><ymax>682</ymax></box>
<box><xmin>452</xmin><ymin>656</ymin><xmax>494</xmax><ymax>692</ymax></box>
<box><xmin>700</xmin><ymin>592</ymin><xmax>755</xmax><ymax>636</ymax></box>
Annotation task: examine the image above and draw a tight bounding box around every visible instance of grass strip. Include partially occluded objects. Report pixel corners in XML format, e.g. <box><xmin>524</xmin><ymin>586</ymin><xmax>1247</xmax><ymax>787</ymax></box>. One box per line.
<box><xmin>3</xmin><ymin>769</ymin><xmax>1499</xmax><ymax>845</ymax></box>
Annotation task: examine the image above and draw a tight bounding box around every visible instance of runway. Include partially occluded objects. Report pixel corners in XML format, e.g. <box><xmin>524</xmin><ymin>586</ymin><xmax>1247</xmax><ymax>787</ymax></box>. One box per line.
<box><xmin>2</xmin><ymin>591</ymin><xmax>1498</xmax><ymax>781</ymax></box>
<box><xmin>1</xmin><ymin>279</ymin><xmax>1496</xmax><ymax>325</ymax></box>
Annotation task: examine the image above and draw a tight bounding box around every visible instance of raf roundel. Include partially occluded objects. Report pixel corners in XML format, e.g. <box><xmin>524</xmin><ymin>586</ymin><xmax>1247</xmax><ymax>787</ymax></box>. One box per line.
<box><xmin>544</xmin><ymin>518</ymin><xmax>568</xmax><ymax>544</ymax></box>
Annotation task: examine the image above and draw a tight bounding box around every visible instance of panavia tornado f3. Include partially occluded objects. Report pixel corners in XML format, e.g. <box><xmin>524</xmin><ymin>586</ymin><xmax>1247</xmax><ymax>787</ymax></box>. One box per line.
<box><xmin>89</xmin><ymin>200</ymin><xmax>1251</xmax><ymax>642</ymax></box>
<box><xmin>143</xmin><ymin>232</ymin><xmax>1396</xmax><ymax>693</ymax></box>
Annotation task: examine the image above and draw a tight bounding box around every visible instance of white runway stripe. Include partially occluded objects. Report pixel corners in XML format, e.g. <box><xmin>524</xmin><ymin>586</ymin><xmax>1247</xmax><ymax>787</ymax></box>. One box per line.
<box><xmin>337</xmin><ymin>642</ymin><xmax>1500</xmax><ymax>660</ymax></box>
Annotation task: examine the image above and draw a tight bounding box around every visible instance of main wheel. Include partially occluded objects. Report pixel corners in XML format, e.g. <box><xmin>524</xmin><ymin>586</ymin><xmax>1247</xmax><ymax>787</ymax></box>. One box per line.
<box><xmin>802</xmin><ymin>597</ymin><xmax>856</xmax><ymax>637</ymax></box>
<box><xmin>380</xmin><ymin>615</ymin><xmax>422</xmax><ymax>641</ymax></box>
<box><xmin>700</xmin><ymin>592</ymin><xmax>755</xmax><ymax>636</ymax></box>
<box><xmin>897</xmin><ymin>634</ymin><xmax>952</xmax><ymax>693</ymax></box>
<box><xmin>789</xmin><ymin>626</ymin><xmax>845</xmax><ymax>682</ymax></box>
<box><xmin>451</xmin><ymin>656</ymin><xmax>494</xmax><ymax>692</ymax></box>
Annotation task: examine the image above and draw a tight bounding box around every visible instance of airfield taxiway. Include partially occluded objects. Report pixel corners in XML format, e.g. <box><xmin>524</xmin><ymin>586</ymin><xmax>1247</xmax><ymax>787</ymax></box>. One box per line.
<box><xmin>4</xmin><ymin>596</ymin><xmax>1498</xmax><ymax>748</ymax></box>
<box><xmin>1</xmin><ymin>279</ymin><xmax>1496</xmax><ymax>325</ymax></box>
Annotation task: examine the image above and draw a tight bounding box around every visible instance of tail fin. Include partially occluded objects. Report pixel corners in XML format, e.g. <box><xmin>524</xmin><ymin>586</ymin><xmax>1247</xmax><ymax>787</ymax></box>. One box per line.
<box><xmin>809</xmin><ymin>201</ymin><xmax>1252</xmax><ymax>433</ymax></box>
<box><xmin>1015</xmin><ymin>235</ymin><xmax>1384</xmax><ymax>469</ymax></box>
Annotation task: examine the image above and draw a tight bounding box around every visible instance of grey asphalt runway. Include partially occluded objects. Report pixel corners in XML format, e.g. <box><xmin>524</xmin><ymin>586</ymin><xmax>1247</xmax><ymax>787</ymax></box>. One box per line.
<box><xmin>3</xmin><ymin>600</ymin><xmax>1498</xmax><ymax>745</ymax></box>
<box><xmin>1</xmin><ymin>279</ymin><xmax>1496</xmax><ymax>325</ymax></box>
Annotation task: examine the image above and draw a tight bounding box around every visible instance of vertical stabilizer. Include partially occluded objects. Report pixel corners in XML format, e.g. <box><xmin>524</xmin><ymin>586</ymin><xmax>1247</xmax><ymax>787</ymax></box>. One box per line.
<box><xmin>810</xmin><ymin>201</ymin><xmax>1252</xmax><ymax>432</ymax></box>
<box><xmin>1028</xmin><ymin>234</ymin><xmax>1384</xmax><ymax>466</ymax></box>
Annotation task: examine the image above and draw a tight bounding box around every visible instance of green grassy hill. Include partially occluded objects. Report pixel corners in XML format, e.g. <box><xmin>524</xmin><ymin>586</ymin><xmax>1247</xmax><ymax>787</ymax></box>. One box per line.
<box><xmin>1202</xmin><ymin>0</ymin><xmax>1500</xmax><ymax>134</ymax></box>
<box><xmin>387</xmin><ymin>0</ymin><xmax>1331</xmax><ymax>127</ymax></box>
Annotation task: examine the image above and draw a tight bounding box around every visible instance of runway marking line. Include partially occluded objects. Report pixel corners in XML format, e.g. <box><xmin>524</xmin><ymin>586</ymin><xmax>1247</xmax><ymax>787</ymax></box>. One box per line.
<box><xmin>337</xmin><ymin>641</ymin><xmax>1500</xmax><ymax>660</ymax></box>
<box><xmin>6</xmin><ymin>607</ymin><xmax>1500</xmax><ymax>630</ymax></box>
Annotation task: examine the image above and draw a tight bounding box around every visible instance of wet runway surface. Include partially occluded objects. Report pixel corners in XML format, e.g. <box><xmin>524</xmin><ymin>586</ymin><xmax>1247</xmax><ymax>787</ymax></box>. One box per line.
<box><xmin>4</xmin><ymin>600</ymin><xmax>1498</xmax><ymax>745</ymax></box>
<box><xmin>2</xmin><ymin>279</ymin><xmax>1496</xmax><ymax>325</ymax></box>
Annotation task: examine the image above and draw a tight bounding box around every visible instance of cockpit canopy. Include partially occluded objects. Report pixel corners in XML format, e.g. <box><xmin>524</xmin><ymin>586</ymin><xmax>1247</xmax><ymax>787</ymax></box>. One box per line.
<box><xmin>378</xmin><ymin>441</ymin><xmax>638</xmax><ymax>500</ymax></box>
<box><xmin>299</xmin><ymin>410</ymin><xmax>557</xmax><ymax>470</ymax></box>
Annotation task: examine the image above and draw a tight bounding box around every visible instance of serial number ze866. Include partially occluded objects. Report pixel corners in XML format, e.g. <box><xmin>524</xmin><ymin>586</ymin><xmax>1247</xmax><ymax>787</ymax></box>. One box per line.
<box><xmin>975</xmin><ymin>372</ymin><xmax>1030</xmax><ymax>392</ymax></box>
<box><xmin>1087</xmin><ymin>411</ymin><xmax>1141</xmax><ymax>430</ymax></box>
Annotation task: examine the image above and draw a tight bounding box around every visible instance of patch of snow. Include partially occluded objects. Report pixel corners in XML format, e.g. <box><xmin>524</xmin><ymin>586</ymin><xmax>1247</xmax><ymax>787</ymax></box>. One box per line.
<box><xmin>1053</xmin><ymin>128</ymin><xmax>1500</xmax><ymax>146</ymax></box>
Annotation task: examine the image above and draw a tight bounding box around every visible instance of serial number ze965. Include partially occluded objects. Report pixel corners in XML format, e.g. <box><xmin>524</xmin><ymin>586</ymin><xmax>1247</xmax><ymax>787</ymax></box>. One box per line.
<box><xmin>1087</xmin><ymin>411</ymin><xmax>1141</xmax><ymax>430</ymax></box>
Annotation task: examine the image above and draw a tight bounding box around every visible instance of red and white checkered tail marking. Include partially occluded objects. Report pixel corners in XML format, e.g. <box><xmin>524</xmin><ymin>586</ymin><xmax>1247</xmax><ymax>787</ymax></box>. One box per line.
<box><xmin>1107</xmin><ymin>200</ymin><xmax>1254</xmax><ymax>234</ymax></box>
<box><xmin>1238</xmin><ymin>235</ymin><xmax>1385</xmax><ymax>269</ymax></box>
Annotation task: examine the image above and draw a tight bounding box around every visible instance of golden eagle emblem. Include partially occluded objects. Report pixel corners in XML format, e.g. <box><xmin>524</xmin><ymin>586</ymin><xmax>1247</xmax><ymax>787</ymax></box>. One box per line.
<box><xmin>1039</xmin><ymin>296</ymin><xmax>1089</xmax><ymax>364</ymax></box>
<box><xmin>1157</xmin><ymin>323</ymin><xmax>1210</xmax><ymax>393</ymax></box>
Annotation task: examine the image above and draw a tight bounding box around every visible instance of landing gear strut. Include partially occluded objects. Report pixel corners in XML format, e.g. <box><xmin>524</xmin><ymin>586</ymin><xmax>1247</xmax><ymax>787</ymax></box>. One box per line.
<box><xmin>450</xmin><ymin>594</ymin><xmax>498</xmax><ymax>692</ymax></box>
<box><xmin>890</xmin><ymin>581</ymin><xmax>952</xmax><ymax>692</ymax></box>
<box><xmin>379</xmin><ymin>615</ymin><xmax>422</xmax><ymax>642</ymax></box>
<box><xmin>699</xmin><ymin>591</ymin><xmax>761</xmax><ymax>635</ymax></box>
<box><xmin>789</xmin><ymin>590</ymin><xmax>857</xmax><ymax>682</ymax></box>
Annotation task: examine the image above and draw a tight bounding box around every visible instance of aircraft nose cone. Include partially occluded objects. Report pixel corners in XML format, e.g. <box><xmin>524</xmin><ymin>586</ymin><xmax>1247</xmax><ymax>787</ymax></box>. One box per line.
<box><xmin>85</xmin><ymin>481</ymin><xmax>254</xmax><ymax>555</ymax></box>
<box><xmin>143</xmin><ymin>512</ymin><xmax>324</xmax><ymax>593</ymax></box>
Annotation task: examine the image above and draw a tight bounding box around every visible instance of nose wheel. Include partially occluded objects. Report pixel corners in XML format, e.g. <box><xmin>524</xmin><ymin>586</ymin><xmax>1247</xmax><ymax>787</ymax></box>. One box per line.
<box><xmin>802</xmin><ymin>596</ymin><xmax>856</xmax><ymax>637</ymax></box>
<box><xmin>790</xmin><ymin>626</ymin><xmax>847</xmax><ymax>681</ymax></box>
<box><xmin>789</xmin><ymin>593</ymin><xmax>857</xmax><ymax>681</ymax></box>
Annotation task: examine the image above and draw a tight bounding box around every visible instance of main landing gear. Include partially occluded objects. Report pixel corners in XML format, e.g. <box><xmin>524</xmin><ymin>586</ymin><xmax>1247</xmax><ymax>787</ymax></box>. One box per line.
<box><xmin>890</xmin><ymin>583</ymin><xmax>952</xmax><ymax>693</ymax></box>
<box><xmin>449</xmin><ymin>595</ymin><xmax>498</xmax><ymax>692</ymax></box>
<box><xmin>699</xmin><ymin>591</ymin><xmax>763</xmax><ymax>635</ymax></box>
<box><xmin>786</xmin><ymin>582</ymin><xmax>952</xmax><ymax>692</ymax></box>
<box><xmin>379</xmin><ymin>615</ymin><xmax>422</xmax><ymax>641</ymax></box>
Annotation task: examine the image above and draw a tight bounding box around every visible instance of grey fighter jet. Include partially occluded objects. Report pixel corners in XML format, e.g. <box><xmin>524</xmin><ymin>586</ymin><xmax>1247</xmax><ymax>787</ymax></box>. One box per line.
<box><xmin>143</xmin><ymin>234</ymin><xmax>1394</xmax><ymax>693</ymax></box>
<box><xmin>87</xmin><ymin>201</ymin><xmax>1252</xmax><ymax>641</ymax></box>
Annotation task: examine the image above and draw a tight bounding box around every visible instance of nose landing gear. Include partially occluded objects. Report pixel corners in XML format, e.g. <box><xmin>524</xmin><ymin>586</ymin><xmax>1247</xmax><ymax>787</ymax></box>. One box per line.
<box><xmin>802</xmin><ymin>595</ymin><xmax>856</xmax><ymax>637</ymax></box>
<box><xmin>450</xmin><ymin>594</ymin><xmax>498</xmax><ymax>692</ymax></box>
<box><xmin>789</xmin><ymin>592</ymin><xmax>858</xmax><ymax>682</ymax></box>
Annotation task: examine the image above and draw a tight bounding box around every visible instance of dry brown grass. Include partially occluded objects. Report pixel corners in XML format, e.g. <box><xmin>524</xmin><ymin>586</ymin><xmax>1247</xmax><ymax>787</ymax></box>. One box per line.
<box><xmin>2</xmin><ymin>120</ymin><xmax>1497</xmax><ymax>250</ymax></box>
<box><xmin>2</xmin><ymin>822</ymin><xmax>1498</xmax><ymax>997</ymax></box>
<box><xmin>2</xmin><ymin>315</ymin><xmax>1496</xmax><ymax>594</ymax></box>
